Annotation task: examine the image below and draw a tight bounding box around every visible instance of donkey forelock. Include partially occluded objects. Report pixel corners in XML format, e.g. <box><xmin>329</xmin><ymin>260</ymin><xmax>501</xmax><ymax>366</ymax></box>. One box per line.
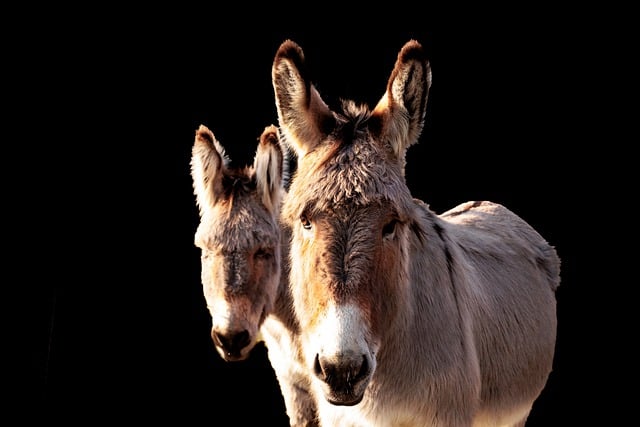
<box><xmin>281</xmin><ymin>107</ymin><xmax>415</xmax><ymax>227</ymax></box>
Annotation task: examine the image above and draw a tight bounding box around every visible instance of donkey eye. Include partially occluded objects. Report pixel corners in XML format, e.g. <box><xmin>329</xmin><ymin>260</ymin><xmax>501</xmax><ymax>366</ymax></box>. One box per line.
<box><xmin>382</xmin><ymin>219</ymin><xmax>398</xmax><ymax>238</ymax></box>
<box><xmin>300</xmin><ymin>214</ymin><xmax>312</xmax><ymax>230</ymax></box>
<box><xmin>255</xmin><ymin>248</ymin><xmax>273</xmax><ymax>260</ymax></box>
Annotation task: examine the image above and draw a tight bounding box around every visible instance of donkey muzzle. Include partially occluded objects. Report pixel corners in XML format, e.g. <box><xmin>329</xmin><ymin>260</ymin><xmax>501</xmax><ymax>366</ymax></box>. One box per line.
<box><xmin>313</xmin><ymin>352</ymin><xmax>371</xmax><ymax>406</ymax></box>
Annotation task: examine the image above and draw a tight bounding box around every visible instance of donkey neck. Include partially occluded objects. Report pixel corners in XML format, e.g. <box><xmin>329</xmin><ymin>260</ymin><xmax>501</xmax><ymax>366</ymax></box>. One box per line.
<box><xmin>377</xmin><ymin>201</ymin><xmax>472</xmax><ymax>376</ymax></box>
<box><xmin>266</xmin><ymin>221</ymin><xmax>300</xmax><ymax>332</ymax></box>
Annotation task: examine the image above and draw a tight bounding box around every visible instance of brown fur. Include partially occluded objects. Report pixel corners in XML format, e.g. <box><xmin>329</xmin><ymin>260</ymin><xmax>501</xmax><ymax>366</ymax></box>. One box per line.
<box><xmin>273</xmin><ymin>39</ymin><xmax>560</xmax><ymax>427</ymax></box>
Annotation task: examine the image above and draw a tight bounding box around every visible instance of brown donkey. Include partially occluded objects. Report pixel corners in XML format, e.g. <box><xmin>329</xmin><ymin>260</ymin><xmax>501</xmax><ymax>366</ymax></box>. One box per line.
<box><xmin>272</xmin><ymin>39</ymin><xmax>561</xmax><ymax>426</ymax></box>
<box><xmin>190</xmin><ymin>124</ymin><xmax>318</xmax><ymax>426</ymax></box>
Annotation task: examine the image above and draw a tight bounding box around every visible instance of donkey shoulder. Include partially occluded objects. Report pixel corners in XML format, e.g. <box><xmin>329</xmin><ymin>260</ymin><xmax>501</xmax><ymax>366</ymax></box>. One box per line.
<box><xmin>439</xmin><ymin>200</ymin><xmax>561</xmax><ymax>290</ymax></box>
<box><xmin>440</xmin><ymin>200</ymin><xmax>549</xmax><ymax>247</ymax></box>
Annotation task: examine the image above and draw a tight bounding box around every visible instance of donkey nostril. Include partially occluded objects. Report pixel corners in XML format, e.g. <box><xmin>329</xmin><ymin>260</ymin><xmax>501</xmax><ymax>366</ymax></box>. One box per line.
<box><xmin>355</xmin><ymin>355</ymin><xmax>370</xmax><ymax>382</ymax></box>
<box><xmin>314</xmin><ymin>354</ymin><xmax>325</xmax><ymax>380</ymax></box>
<box><xmin>212</xmin><ymin>329</ymin><xmax>251</xmax><ymax>357</ymax></box>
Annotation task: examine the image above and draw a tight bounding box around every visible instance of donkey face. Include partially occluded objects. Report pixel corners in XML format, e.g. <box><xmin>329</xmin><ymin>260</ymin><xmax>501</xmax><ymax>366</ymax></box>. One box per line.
<box><xmin>273</xmin><ymin>40</ymin><xmax>431</xmax><ymax>405</ymax></box>
<box><xmin>190</xmin><ymin>125</ymin><xmax>284</xmax><ymax>361</ymax></box>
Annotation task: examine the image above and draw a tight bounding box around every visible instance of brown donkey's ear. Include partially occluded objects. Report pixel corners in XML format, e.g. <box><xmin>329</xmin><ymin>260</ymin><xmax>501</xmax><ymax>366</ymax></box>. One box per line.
<box><xmin>272</xmin><ymin>39</ymin><xmax>334</xmax><ymax>159</ymax></box>
<box><xmin>254</xmin><ymin>125</ymin><xmax>284</xmax><ymax>216</ymax></box>
<box><xmin>372</xmin><ymin>40</ymin><xmax>432</xmax><ymax>172</ymax></box>
<box><xmin>190</xmin><ymin>124</ymin><xmax>229</xmax><ymax>216</ymax></box>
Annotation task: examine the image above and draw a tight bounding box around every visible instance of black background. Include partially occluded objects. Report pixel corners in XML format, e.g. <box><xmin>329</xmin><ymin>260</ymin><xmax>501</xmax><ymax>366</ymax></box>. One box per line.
<box><xmin>19</xmin><ymin>6</ymin><xmax>608</xmax><ymax>426</ymax></box>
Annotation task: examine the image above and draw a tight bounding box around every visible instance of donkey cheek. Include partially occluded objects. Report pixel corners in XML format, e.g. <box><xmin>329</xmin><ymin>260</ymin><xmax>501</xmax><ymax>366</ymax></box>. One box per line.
<box><xmin>251</xmin><ymin>265</ymin><xmax>276</xmax><ymax>309</ymax></box>
<box><xmin>366</xmin><ymin>265</ymin><xmax>402</xmax><ymax>335</ymax></box>
<box><xmin>303</xmin><ymin>279</ymin><xmax>329</xmax><ymax>330</ymax></box>
<box><xmin>201</xmin><ymin>272</ymin><xmax>217</xmax><ymax>299</ymax></box>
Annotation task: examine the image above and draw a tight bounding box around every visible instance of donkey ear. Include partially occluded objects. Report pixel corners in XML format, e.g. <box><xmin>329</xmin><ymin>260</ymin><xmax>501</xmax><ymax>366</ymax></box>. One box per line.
<box><xmin>272</xmin><ymin>39</ymin><xmax>334</xmax><ymax>158</ymax></box>
<box><xmin>372</xmin><ymin>40</ymin><xmax>432</xmax><ymax>167</ymax></box>
<box><xmin>190</xmin><ymin>124</ymin><xmax>229</xmax><ymax>216</ymax></box>
<box><xmin>254</xmin><ymin>125</ymin><xmax>285</xmax><ymax>215</ymax></box>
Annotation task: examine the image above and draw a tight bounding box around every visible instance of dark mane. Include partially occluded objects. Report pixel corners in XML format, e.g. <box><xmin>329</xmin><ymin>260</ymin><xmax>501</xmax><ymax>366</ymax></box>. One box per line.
<box><xmin>222</xmin><ymin>167</ymin><xmax>256</xmax><ymax>201</ymax></box>
<box><xmin>306</xmin><ymin>100</ymin><xmax>373</xmax><ymax>176</ymax></box>
<box><xmin>313</xmin><ymin>100</ymin><xmax>374</xmax><ymax>169</ymax></box>
<box><xmin>332</xmin><ymin>100</ymin><xmax>372</xmax><ymax>147</ymax></box>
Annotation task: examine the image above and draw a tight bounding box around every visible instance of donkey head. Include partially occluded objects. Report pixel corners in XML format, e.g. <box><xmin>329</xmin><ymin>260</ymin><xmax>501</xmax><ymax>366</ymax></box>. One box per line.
<box><xmin>190</xmin><ymin>124</ymin><xmax>285</xmax><ymax>361</ymax></box>
<box><xmin>272</xmin><ymin>40</ymin><xmax>431</xmax><ymax>405</ymax></box>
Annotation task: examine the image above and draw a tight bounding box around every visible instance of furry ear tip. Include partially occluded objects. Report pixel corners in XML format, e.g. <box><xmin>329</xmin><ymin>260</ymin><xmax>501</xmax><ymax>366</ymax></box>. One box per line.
<box><xmin>399</xmin><ymin>39</ymin><xmax>427</xmax><ymax>63</ymax></box>
<box><xmin>279</xmin><ymin>39</ymin><xmax>300</xmax><ymax>50</ymax></box>
<box><xmin>195</xmin><ymin>124</ymin><xmax>214</xmax><ymax>141</ymax></box>
<box><xmin>263</xmin><ymin>123</ymin><xmax>279</xmax><ymax>134</ymax></box>
<box><xmin>398</xmin><ymin>40</ymin><xmax>431</xmax><ymax>87</ymax></box>
<box><xmin>275</xmin><ymin>39</ymin><xmax>304</xmax><ymax>62</ymax></box>
<box><xmin>260</xmin><ymin>125</ymin><xmax>280</xmax><ymax>146</ymax></box>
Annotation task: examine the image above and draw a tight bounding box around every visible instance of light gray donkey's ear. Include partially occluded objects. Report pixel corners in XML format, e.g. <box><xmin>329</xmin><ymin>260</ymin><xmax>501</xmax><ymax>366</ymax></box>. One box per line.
<box><xmin>190</xmin><ymin>124</ymin><xmax>230</xmax><ymax>216</ymax></box>
<box><xmin>372</xmin><ymin>40</ymin><xmax>432</xmax><ymax>172</ymax></box>
<box><xmin>272</xmin><ymin>39</ymin><xmax>335</xmax><ymax>159</ymax></box>
<box><xmin>254</xmin><ymin>125</ymin><xmax>285</xmax><ymax>215</ymax></box>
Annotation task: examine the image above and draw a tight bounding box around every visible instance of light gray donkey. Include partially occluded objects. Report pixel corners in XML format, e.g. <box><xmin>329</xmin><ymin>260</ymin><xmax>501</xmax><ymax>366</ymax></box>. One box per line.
<box><xmin>271</xmin><ymin>39</ymin><xmax>561</xmax><ymax>426</ymax></box>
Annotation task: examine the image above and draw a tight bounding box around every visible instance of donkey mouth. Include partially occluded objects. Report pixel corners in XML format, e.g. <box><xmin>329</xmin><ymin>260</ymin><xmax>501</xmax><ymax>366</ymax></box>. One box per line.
<box><xmin>325</xmin><ymin>391</ymin><xmax>365</xmax><ymax>406</ymax></box>
<box><xmin>217</xmin><ymin>348</ymin><xmax>251</xmax><ymax>362</ymax></box>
